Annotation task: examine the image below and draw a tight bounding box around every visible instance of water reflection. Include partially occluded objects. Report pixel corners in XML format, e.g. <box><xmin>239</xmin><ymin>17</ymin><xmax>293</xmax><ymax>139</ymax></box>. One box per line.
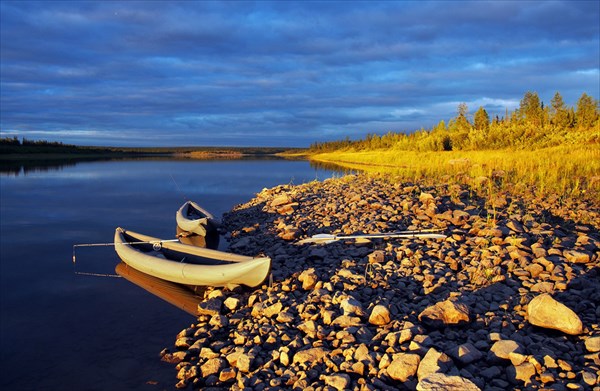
<box><xmin>0</xmin><ymin>155</ymin><xmax>293</xmax><ymax>176</ymax></box>
<box><xmin>115</xmin><ymin>262</ymin><xmax>204</xmax><ymax>317</ymax></box>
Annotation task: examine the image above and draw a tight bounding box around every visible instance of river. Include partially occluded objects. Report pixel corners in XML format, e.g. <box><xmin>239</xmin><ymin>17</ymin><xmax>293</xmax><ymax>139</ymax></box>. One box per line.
<box><xmin>0</xmin><ymin>158</ymin><xmax>342</xmax><ymax>390</ymax></box>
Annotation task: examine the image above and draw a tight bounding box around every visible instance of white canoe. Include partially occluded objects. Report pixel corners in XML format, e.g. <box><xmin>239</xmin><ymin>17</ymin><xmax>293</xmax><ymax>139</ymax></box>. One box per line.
<box><xmin>114</xmin><ymin>228</ymin><xmax>271</xmax><ymax>288</ymax></box>
<box><xmin>176</xmin><ymin>201</ymin><xmax>221</xmax><ymax>237</ymax></box>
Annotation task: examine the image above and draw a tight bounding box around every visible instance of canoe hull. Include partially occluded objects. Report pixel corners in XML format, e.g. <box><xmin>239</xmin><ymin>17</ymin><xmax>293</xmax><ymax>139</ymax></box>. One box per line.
<box><xmin>176</xmin><ymin>201</ymin><xmax>221</xmax><ymax>247</ymax></box>
<box><xmin>114</xmin><ymin>228</ymin><xmax>271</xmax><ymax>288</ymax></box>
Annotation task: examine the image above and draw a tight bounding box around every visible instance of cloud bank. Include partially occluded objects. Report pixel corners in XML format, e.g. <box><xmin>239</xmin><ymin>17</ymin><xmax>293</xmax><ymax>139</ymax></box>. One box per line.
<box><xmin>1</xmin><ymin>1</ymin><xmax>598</xmax><ymax>146</ymax></box>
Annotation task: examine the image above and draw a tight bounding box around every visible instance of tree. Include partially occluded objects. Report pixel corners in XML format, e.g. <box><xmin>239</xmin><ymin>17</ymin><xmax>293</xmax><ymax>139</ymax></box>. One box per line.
<box><xmin>575</xmin><ymin>92</ymin><xmax>599</xmax><ymax>129</ymax></box>
<box><xmin>550</xmin><ymin>92</ymin><xmax>571</xmax><ymax>128</ymax></box>
<box><xmin>518</xmin><ymin>91</ymin><xmax>543</xmax><ymax>127</ymax></box>
<box><xmin>453</xmin><ymin>102</ymin><xmax>471</xmax><ymax>132</ymax></box>
<box><xmin>473</xmin><ymin>106</ymin><xmax>490</xmax><ymax>131</ymax></box>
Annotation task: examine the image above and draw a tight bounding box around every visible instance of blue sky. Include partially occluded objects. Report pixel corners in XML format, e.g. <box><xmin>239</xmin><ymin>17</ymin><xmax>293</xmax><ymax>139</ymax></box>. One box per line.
<box><xmin>1</xmin><ymin>1</ymin><xmax>598</xmax><ymax>147</ymax></box>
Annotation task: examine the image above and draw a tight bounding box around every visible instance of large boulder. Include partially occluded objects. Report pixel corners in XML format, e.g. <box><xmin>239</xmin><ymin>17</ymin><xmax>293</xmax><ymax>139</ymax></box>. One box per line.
<box><xmin>418</xmin><ymin>299</ymin><xmax>470</xmax><ymax>328</ymax></box>
<box><xmin>527</xmin><ymin>293</ymin><xmax>583</xmax><ymax>335</ymax></box>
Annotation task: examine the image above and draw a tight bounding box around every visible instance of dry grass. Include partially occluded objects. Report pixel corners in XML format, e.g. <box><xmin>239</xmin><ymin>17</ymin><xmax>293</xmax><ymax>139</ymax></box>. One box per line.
<box><xmin>310</xmin><ymin>145</ymin><xmax>600</xmax><ymax>199</ymax></box>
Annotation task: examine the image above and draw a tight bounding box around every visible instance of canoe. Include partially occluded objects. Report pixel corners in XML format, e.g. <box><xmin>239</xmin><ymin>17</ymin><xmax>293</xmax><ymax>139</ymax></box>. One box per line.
<box><xmin>116</xmin><ymin>262</ymin><xmax>204</xmax><ymax>316</ymax></box>
<box><xmin>176</xmin><ymin>201</ymin><xmax>221</xmax><ymax>249</ymax></box>
<box><xmin>114</xmin><ymin>227</ymin><xmax>271</xmax><ymax>288</ymax></box>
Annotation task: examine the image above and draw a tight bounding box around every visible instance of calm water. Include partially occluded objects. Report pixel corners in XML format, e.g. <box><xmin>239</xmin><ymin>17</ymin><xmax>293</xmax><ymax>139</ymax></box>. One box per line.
<box><xmin>0</xmin><ymin>159</ymin><xmax>340</xmax><ymax>390</ymax></box>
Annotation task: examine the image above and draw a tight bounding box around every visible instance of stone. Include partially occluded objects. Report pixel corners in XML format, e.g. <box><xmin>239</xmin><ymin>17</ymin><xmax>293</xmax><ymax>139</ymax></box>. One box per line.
<box><xmin>197</xmin><ymin>298</ymin><xmax>222</xmax><ymax>316</ymax></box>
<box><xmin>527</xmin><ymin>293</ymin><xmax>583</xmax><ymax>335</ymax></box>
<box><xmin>563</xmin><ymin>250</ymin><xmax>590</xmax><ymax>264</ymax></box>
<box><xmin>321</xmin><ymin>374</ymin><xmax>351</xmax><ymax>391</ymax></box>
<box><xmin>331</xmin><ymin>315</ymin><xmax>363</xmax><ymax>327</ymax></box>
<box><xmin>276</xmin><ymin>311</ymin><xmax>295</xmax><ymax>323</ymax></box>
<box><xmin>223</xmin><ymin>297</ymin><xmax>240</xmax><ymax>311</ymax></box>
<box><xmin>271</xmin><ymin>194</ymin><xmax>292</xmax><ymax>207</ymax></box>
<box><xmin>263</xmin><ymin>302</ymin><xmax>283</xmax><ymax>318</ymax></box>
<box><xmin>507</xmin><ymin>362</ymin><xmax>536</xmax><ymax>386</ymax></box>
<box><xmin>368</xmin><ymin>250</ymin><xmax>385</xmax><ymax>264</ymax></box>
<box><xmin>585</xmin><ymin>336</ymin><xmax>600</xmax><ymax>352</ymax></box>
<box><xmin>340</xmin><ymin>296</ymin><xmax>366</xmax><ymax>316</ymax></box>
<box><xmin>387</xmin><ymin>353</ymin><xmax>421</xmax><ymax>382</ymax></box>
<box><xmin>219</xmin><ymin>367</ymin><xmax>236</xmax><ymax>382</ymax></box>
<box><xmin>298</xmin><ymin>268</ymin><xmax>318</xmax><ymax>290</ymax></box>
<box><xmin>417</xmin><ymin>347</ymin><xmax>453</xmax><ymax>380</ymax></box>
<box><xmin>201</xmin><ymin>358</ymin><xmax>226</xmax><ymax>378</ymax></box>
<box><xmin>449</xmin><ymin>342</ymin><xmax>483</xmax><ymax>365</ymax></box>
<box><xmin>292</xmin><ymin>347</ymin><xmax>329</xmax><ymax>365</ymax></box>
<box><xmin>489</xmin><ymin>340</ymin><xmax>525</xmax><ymax>362</ymax></box>
<box><xmin>418</xmin><ymin>299</ymin><xmax>470</xmax><ymax>327</ymax></box>
<box><xmin>369</xmin><ymin>304</ymin><xmax>391</xmax><ymax>325</ymax></box>
<box><xmin>417</xmin><ymin>373</ymin><xmax>481</xmax><ymax>391</ymax></box>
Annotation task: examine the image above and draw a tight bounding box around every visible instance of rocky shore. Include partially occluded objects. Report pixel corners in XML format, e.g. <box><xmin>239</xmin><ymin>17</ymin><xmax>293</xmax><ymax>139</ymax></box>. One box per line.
<box><xmin>161</xmin><ymin>174</ymin><xmax>599</xmax><ymax>390</ymax></box>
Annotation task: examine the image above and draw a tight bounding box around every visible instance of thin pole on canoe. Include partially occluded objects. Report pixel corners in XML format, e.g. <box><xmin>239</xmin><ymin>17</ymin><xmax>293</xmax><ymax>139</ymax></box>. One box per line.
<box><xmin>73</xmin><ymin>239</ymin><xmax>179</xmax><ymax>278</ymax></box>
<box><xmin>170</xmin><ymin>173</ymin><xmax>189</xmax><ymax>201</ymax></box>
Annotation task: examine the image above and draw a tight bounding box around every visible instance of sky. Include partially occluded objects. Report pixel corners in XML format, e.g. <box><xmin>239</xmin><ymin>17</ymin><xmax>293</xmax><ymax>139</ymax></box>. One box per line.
<box><xmin>1</xmin><ymin>1</ymin><xmax>599</xmax><ymax>147</ymax></box>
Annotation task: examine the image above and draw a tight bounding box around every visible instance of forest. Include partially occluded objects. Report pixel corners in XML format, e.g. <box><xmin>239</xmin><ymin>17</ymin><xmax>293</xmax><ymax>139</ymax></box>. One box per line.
<box><xmin>309</xmin><ymin>91</ymin><xmax>599</xmax><ymax>153</ymax></box>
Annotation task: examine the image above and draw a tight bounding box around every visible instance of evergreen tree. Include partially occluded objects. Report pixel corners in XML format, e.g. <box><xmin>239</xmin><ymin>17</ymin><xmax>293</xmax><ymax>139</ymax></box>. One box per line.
<box><xmin>518</xmin><ymin>91</ymin><xmax>543</xmax><ymax>127</ymax></box>
<box><xmin>473</xmin><ymin>106</ymin><xmax>490</xmax><ymax>131</ymax></box>
<box><xmin>550</xmin><ymin>92</ymin><xmax>571</xmax><ymax>128</ymax></box>
<box><xmin>575</xmin><ymin>92</ymin><xmax>599</xmax><ymax>129</ymax></box>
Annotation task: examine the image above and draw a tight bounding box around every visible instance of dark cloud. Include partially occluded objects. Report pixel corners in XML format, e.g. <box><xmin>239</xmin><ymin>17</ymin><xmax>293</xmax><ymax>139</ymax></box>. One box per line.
<box><xmin>1</xmin><ymin>0</ymin><xmax>598</xmax><ymax>147</ymax></box>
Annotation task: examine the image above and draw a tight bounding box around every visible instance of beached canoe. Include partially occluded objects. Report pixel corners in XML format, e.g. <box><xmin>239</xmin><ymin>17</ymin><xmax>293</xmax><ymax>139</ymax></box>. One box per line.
<box><xmin>176</xmin><ymin>201</ymin><xmax>221</xmax><ymax>249</ymax></box>
<box><xmin>114</xmin><ymin>228</ymin><xmax>271</xmax><ymax>288</ymax></box>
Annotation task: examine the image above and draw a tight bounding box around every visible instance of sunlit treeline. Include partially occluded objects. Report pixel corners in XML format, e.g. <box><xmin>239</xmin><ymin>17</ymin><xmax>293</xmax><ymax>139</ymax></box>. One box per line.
<box><xmin>310</xmin><ymin>91</ymin><xmax>599</xmax><ymax>153</ymax></box>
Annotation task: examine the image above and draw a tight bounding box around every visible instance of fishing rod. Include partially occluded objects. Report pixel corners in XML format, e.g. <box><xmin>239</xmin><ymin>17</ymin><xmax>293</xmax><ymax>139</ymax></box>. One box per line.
<box><xmin>72</xmin><ymin>238</ymin><xmax>180</xmax><ymax>263</ymax></box>
<box><xmin>296</xmin><ymin>229</ymin><xmax>447</xmax><ymax>245</ymax></box>
<box><xmin>170</xmin><ymin>173</ymin><xmax>189</xmax><ymax>202</ymax></box>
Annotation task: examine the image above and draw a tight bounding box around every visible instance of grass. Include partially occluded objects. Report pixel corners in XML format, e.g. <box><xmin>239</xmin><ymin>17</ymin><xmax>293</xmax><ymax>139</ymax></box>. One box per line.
<box><xmin>309</xmin><ymin>145</ymin><xmax>600</xmax><ymax>199</ymax></box>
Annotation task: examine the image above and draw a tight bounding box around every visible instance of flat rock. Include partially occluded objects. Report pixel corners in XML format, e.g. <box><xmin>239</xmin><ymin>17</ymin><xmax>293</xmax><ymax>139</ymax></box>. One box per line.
<box><xmin>417</xmin><ymin>347</ymin><xmax>453</xmax><ymax>380</ymax></box>
<box><xmin>417</xmin><ymin>373</ymin><xmax>481</xmax><ymax>391</ymax></box>
<box><xmin>321</xmin><ymin>374</ymin><xmax>351</xmax><ymax>391</ymax></box>
<box><xmin>527</xmin><ymin>293</ymin><xmax>583</xmax><ymax>335</ymax></box>
<box><xmin>489</xmin><ymin>340</ymin><xmax>525</xmax><ymax>362</ymax></box>
<box><xmin>418</xmin><ymin>299</ymin><xmax>470</xmax><ymax>327</ymax></box>
<box><xmin>292</xmin><ymin>347</ymin><xmax>329</xmax><ymax>365</ymax></box>
<box><xmin>585</xmin><ymin>336</ymin><xmax>600</xmax><ymax>352</ymax></box>
<box><xmin>507</xmin><ymin>362</ymin><xmax>536</xmax><ymax>386</ymax></box>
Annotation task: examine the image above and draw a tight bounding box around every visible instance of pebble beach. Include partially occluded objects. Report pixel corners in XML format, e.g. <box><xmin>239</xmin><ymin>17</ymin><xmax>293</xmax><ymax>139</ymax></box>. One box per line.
<box><xmin>161</xmin><ymin>174</ymin><xmax>600</xmax><ymax>390</ymax></box>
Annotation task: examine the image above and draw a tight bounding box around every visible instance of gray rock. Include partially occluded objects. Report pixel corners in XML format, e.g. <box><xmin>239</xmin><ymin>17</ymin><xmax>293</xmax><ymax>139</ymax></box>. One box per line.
<box><xmin>449</xmin><ymin>342</ymin><xmax>483</xmax><ymax>365</ymax></box>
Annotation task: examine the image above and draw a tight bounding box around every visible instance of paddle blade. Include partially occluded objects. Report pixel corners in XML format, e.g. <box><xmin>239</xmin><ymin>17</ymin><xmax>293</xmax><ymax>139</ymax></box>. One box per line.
<box><xmin>296</xmin><ymin>234</ymin><xmax>337</xmax><ymax>245</ymax></box>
